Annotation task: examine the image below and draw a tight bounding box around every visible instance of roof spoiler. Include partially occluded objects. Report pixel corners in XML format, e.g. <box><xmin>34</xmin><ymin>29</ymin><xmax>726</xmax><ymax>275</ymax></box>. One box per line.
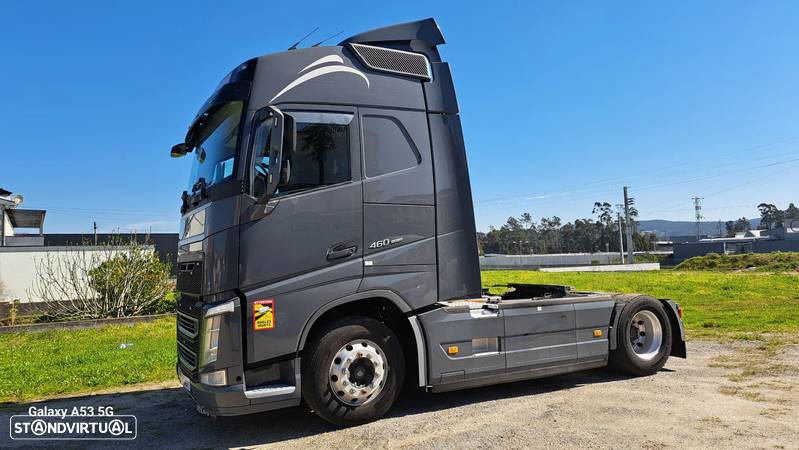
<box><xmin>339</xmin><ymin>18</ymin><xmax>445</xmax><ymax>49</ymax></box>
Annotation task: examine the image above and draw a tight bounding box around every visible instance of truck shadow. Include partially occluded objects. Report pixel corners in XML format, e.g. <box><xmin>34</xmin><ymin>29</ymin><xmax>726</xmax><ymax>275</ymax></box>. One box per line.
<box><xmin>0</xmin><ymin>369</ymin><xmax>638</xmax><ymax>449</ymax></box>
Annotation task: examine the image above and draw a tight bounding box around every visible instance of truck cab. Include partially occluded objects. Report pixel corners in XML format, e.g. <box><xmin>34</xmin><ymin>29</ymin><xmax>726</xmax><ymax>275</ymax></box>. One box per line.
<box><xmin>172</xmin><ymin>18</ymin><xmax>685</xmax><ymax>426</ymax></box>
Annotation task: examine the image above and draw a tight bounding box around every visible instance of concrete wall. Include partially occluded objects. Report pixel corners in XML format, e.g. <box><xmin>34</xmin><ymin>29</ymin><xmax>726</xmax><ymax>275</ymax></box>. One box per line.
<box><xmin>753</xmin><ymin>240</ymin><xmax>799</xmax><ymax>253</ymax></box>
<box><xmin>480</xmin><ymin>252</ymin><xmax>621</xmax><ymax>269</ymax></box>
<box><xmin>540</xmin><ymin>263</ymin><xmax>660</xmax><ymax>272</ymax></box>
<box><xmin>44</xmin><ymin>233</ymin><xmax>178</xmax><ymax>274</ymax></box>
<box><xmin>673</xmin><ymin>242</ymin><xmax>725</xmax><ymax>262</ymax></box>
<box><xmin>2</xmin><ymin>212</ymin><xmax>13</xmax><ymax>238</ymax></box>
<box><xmin>5</xmin><ymin>235</ymin><xmax>44</xmax><ymax>246</ymax></box>
<box><xmin>0</xmin><ymin>246</ymin><xmax>144</xmax><ymax>302</ymax></box>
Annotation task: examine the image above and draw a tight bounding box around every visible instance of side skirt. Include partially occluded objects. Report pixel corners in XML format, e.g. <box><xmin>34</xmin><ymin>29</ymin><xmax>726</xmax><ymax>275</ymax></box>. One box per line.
<box><xmin>430</xmin><ymin>358</ymin><xmax>608</xmax><ymax>393</ymax></box>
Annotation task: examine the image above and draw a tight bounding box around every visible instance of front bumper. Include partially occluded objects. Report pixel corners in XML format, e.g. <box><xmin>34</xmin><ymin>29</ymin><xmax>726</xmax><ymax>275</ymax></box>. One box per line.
<box><xmin>178</xmin><ymin>365</ymin><xmax>301</xmax><ymax>416</ymax></box>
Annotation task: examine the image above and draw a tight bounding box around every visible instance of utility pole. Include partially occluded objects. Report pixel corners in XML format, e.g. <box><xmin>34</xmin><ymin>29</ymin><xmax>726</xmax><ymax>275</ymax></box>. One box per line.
<box><xmin>623</xmin><ymin>187</ymin><xmax>635</xmax><ymax>264</ymax></box>
<box><xmin>93</xmin><ymin>221</ymin><xmax>98</xmax><ymax>245</ymax></box>
<box><xmin>616</xmin><ymin>204</ymin><xmax>625</xmax><ymax>264</ymax></box>
<box><xmin>693</xmin><ymin>197</ymin><xmax>704</xmax><ymax>240</ymax></box>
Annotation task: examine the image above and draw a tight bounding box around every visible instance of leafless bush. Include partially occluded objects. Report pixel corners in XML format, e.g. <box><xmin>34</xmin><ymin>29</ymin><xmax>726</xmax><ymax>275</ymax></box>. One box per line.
<box><xmin>28</xmin><ymin>237</ymin><xmax>172</xmax><ymax>319</ymax></box>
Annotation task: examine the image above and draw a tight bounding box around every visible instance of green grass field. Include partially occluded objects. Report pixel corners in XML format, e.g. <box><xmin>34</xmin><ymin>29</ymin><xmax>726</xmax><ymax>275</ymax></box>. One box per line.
<box><xmin>0</xmin><ymin>317</ymin><xmax>176</xmax><ymax>403</ymax></box>
<box><xmin>1</xmin><ymin>270</ymin><xmax>796</xmax><ymax>403</ymax></box>
<box><xmin>483</xmin><ymin>270</ymin><xmax>799</xmax><ymax>339</ymax></box>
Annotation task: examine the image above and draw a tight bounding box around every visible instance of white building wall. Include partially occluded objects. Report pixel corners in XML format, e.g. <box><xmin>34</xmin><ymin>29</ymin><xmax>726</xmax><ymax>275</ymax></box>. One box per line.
<box><xmin>480</xmin><ymin>252</ymin><xmax>620</xmax><ymax>269</ymax></box>
<box><xmin>2</xmin><ymin>211</ymin><xmax>14</xmax><ymax>237</ymax></box>
<box><xmin>0</xmin><ymin>246</ymin><xmax>144</xmax><ymax>303</ymax></box>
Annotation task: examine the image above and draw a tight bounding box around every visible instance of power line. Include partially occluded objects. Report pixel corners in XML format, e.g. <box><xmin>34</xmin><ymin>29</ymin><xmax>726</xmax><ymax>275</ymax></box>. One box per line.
<box><xmin>474</xmin><ymin>153</ymin><xmax>799</xmax><ymax>206</ymax></box>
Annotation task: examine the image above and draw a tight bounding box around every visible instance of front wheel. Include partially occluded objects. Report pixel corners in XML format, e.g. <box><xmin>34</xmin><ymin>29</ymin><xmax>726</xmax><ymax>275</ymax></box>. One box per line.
<box><xmin>610</xmin><ymin>296</ymin><xmax>673</xmax><ymax>376</ymax></box>
<box><xmin>302</xmin><ymin>316</ymin><xmax>404</xmax><ymax>426</ymax></box>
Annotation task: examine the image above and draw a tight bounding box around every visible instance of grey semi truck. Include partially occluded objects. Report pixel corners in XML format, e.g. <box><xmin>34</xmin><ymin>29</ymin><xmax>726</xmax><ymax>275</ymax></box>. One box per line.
<box><xmin>170</xmin><ymin>18</ymin><xmax>686</xmax><ymax>426</ymax></box>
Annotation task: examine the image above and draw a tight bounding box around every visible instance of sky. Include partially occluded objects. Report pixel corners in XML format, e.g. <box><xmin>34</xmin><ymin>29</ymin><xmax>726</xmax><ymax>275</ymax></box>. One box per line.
<box><xmin>1</xmin><ymin>1</ymin><xmax>797</xmax><ymax>233</ymax></box>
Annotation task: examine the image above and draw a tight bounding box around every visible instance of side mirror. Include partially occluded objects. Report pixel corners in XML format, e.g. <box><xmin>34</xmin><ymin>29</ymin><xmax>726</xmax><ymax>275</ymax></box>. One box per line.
<box><xmin>255</xmin><ymin>108</ymin><xmax>296</xmax><ymax>205</ymax></box>
<box><xmin>170</xmin><ymin>143</ymin><xmax>190</xmax><ymax>158</ymax></box>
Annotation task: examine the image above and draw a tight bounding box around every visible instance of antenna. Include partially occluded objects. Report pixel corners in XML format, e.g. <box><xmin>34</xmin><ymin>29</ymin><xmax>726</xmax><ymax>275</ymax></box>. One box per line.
<box><xmin>311</xmin><ymin>30</ymin><xmax>344</xmax><ymax>47</ymax></box>
<box><xmin>288</xmin><ymin>26</ymin><xmax>319</xmax><ymax>50</ymax></box>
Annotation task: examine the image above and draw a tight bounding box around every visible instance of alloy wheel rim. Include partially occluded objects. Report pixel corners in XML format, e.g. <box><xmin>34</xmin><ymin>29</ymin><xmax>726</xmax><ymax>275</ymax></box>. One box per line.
<box><xmin>629</xmin><ymin>310</ymin><xmax>663</xmax><ymax>361</ymax></box>
<box><xmin>328</xmin><ymin>339</ymin><xmax>387</xmax><ymax>406</ymax></box>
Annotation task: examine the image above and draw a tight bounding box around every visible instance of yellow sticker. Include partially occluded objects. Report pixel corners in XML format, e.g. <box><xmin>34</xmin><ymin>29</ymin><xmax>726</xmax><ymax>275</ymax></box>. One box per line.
<box><xmin>253</xmin><ymin>299</ymin><xmax>275</xmax><ymax>330</ymax></box>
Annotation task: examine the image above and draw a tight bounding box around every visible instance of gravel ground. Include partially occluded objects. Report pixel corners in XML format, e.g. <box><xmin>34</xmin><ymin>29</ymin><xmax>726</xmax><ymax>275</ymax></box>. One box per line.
<box><xmin>2</xmin><ymin>340</ymin><xmax>797</xmax><ymax>449</ymax></box>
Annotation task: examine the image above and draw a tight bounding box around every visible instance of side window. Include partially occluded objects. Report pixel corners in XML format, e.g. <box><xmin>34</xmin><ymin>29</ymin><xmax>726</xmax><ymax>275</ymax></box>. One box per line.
<box><xmin>276</xmin><ymin>112</ymin><xmax>352</xmax><ymax>197</ymax></box>
<box><xmin>363</xmin><ymin>116</ymin><xmax>421</xmax><ymax>178</ymax></box>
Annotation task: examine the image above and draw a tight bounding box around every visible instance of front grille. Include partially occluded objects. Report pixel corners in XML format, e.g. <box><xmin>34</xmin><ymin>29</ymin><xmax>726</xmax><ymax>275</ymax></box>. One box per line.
<box><xmin>177</xmin><ymin>296</ymin><xmax>202</xmax><ymax>381</ymax></box>
<box><xmin>176</xmin><ymin>261</ymin><xmax>203</xmax><ymax>295</ymax></box>
<box><xmin>177</xmin><ymin>312</ymin><xmax>198</xmax><ymax>338</ymax></box>
<box><xmin>178</xmin><ymin>341</ymin><xmax>198</xmax><ymax>371</ymax></box>
<box><xmin>349</xmin><ymin>43</ymin><xmax>431</xmax><ymax>80</ymax></box>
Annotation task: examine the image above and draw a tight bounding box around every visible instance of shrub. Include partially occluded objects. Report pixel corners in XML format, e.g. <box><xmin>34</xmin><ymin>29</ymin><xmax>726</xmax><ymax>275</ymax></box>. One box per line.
<box><xmin>145</xmin><ymin>291</ymin><xmax>179</xmax><ymax>315</ymax></box>
<box><xmin>29</xmin><ymin>238</ymin><xmax>173</xmax><ymax>319</ymax></box>
<box><xmin>88</xmin><ymin>249</ymin><xmax>172</xmax><ymax>317</ymax></box>
<box><xmin>676</xmin><ymin>252</ymin><xmax>799</xmax><ymax>272</ymax></box>
<box><xmin>633</xmin><ymin>253</ymin><xmax>662</xmax><ymax>264</ymax></box>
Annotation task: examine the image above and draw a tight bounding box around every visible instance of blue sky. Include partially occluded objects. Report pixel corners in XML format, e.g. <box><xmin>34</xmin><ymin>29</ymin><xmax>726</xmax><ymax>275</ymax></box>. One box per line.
<box><xmin>1</xmin><ymin>1</ymin><xmax>797</xmax><ymax>233</ymax></box>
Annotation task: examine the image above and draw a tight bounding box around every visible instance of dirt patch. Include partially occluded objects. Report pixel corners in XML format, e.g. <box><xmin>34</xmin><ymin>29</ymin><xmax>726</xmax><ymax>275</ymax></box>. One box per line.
<box><xmin>1</xmin><ymin>341</ymin><xmax>797</xmax><ymax>449</ymax></box>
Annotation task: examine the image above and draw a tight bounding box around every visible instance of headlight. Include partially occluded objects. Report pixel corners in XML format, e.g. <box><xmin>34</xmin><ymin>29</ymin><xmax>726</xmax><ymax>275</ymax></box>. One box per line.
<box><xmin>201</xmin><ymin>315</ymin><xmax>221</xmax><ymax>365</ymax></box>
<box><xmin>200</xmin><ymin>300</ymin><xmax>234</xmax><ymax>366</ymax></box>
<box><xmin>200</xmin><ymin>369</ymin><xmax>227</xmax><ymax>386</ymax></box>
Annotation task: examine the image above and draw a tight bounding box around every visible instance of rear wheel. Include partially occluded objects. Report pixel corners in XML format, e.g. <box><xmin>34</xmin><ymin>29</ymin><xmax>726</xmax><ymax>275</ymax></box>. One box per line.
<box><xmin>610</xmin><ymin>296</ymin><xmax>672</xmax><ymax>376</ymax></box>
<box><xmin>302</xmin><ymin>316</ymin><xmax>404</xmax><ymax>426</ymax></box>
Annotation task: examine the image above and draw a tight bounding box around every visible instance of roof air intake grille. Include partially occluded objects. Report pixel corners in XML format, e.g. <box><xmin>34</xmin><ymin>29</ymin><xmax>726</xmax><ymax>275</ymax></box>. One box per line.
<box><xmin>349</xmin><ymin>43</ymin><xmax>431</xmax><ymax>81</ymax></box>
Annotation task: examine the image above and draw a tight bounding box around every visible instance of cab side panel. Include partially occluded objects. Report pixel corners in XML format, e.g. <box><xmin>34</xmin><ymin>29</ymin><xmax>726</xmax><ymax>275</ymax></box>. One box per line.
<box><xmin>429</xmin><ymin>114</ymin><xmax>481</xmax><ymax>301</ymax></box>
<box><xmin>359</xmin><ymin>107</ymin><xmax>438</xmax><ymax>310</ymax></box>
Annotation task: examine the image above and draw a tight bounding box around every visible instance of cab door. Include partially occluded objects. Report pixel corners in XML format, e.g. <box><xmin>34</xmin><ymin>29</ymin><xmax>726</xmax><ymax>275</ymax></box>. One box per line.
<box><xmin>239</xmin><ymin>105</ymin><xmax>363</xmax><ymax>364</ymax></box>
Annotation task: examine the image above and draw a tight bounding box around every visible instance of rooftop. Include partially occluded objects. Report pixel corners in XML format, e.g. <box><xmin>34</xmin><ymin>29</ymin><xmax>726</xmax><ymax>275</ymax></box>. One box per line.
<box><xmin>6</xmin><ymin>208</ymin><xmax>46</xmax><ymax>230</ymax></box>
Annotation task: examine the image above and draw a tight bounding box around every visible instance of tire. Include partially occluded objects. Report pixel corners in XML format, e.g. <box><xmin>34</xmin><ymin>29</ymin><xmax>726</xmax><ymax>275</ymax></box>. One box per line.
<box><xmin>610</xmin><ymin>296</ymin><xmax>672</xmax><ymax>376</ymax></box>
<box><xmin>302</xmin><ymin>316</ymin><xmax>404</xmax><ymax>426</ymax></box>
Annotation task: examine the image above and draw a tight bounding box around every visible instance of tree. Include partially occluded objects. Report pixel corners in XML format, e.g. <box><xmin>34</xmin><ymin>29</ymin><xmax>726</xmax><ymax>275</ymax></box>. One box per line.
<box><xmin>478</xmin><ymin>204</ymin><xmax>658</xmax><ymax>256</ymax></box>
<box><xmin>757</xmin><ymin>203</ymin><xmax>784</xmax><ymax>230</ymax></box>
<box><xmin>592</xmin><ymin>202</ymin><xmax>614</xmax><ymax>226</ymax></box>
<box><xmin>785</xmin><ymin>203</ymin><xmax>799</xmax><ymax>220</ymax></box>
<box><xmin>725</xmin><ymin>217</ymin><xmax>751</xmax><ymax>237</ymax></box>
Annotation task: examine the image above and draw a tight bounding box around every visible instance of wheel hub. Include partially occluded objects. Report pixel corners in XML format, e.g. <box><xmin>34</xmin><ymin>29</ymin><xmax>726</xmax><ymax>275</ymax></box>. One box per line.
<box><xmin>328</xmin><ymin>339</ymin><xmax>387</xmax><ymax>406</ymax></box>
<box><xmin>629</xmin><ymin>310</ymin><xmax>663</xmax><ymax>361</ymax></box>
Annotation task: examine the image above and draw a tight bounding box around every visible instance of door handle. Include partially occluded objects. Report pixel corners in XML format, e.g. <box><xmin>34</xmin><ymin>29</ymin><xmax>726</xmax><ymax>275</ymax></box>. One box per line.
<box><xmin>327</xmin><ymin>243</ymin><xmax>358</xmax><ymax>261</ymax></box>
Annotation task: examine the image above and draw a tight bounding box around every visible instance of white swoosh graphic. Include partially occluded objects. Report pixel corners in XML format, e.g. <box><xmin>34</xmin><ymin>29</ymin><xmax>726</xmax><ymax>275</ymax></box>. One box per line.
<box><xmin>269</xmin><ymin>65</ymin><xmax>370</xmax><ymax>103</ymax></box>
<box><xmin>298</xmin><ymin>55</ymin><xmax>344</xmax><ymax>74</ymax></box>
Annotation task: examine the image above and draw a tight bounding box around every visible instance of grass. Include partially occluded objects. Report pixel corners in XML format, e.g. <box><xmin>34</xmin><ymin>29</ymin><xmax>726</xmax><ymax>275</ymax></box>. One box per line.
<box><xmin>710</xmin><ymin>337</ymin><xmax>796</xmax><ymax>382</ymax></box>
<box><xmin>0</xmin><ymin>317</ymin><xmax>176</xmax><ymax>403</ymax></box>
<box><xmin>482</xmin><ymin>270</ymin><xmax>799</xmax><ymax>339</ymax></box>
<box><xmin>2</xmin><ymin>269</ymin><xmax>798</xmax><ymax>403</ymax></box>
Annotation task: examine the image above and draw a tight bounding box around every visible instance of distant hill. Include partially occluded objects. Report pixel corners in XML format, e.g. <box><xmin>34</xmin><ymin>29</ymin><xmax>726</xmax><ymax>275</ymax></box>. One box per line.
<box><xmin>638</xmin><ymin>219</ymin><xmax>761</xmax><ymax>238</ymax></box>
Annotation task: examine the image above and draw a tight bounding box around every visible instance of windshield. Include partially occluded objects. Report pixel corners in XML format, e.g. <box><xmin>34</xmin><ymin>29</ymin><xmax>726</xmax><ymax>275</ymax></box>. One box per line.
<box><xmin>187</xmin><ymin>101</ymin><xmax>244</xmax><ymax>191</ymax></box>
